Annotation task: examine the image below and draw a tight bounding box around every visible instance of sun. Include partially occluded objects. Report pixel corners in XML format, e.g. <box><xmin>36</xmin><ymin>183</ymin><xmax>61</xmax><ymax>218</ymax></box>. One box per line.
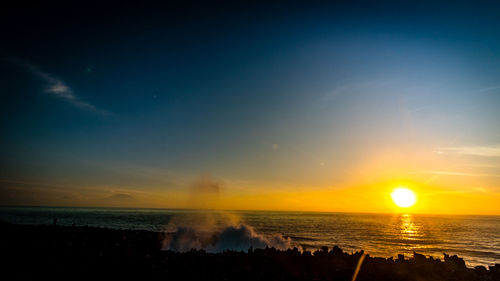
<box><xmin>391</xmin><ymin>187</ymin><xmax>417</xmax><ymax>208</ymax></box>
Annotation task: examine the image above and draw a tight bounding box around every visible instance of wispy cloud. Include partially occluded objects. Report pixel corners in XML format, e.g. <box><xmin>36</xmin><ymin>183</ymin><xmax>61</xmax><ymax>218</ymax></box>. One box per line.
<box><xmin>6</xmin><ymin>58</ymin><xmax>111</xmax><ymax>115</ymax></box>
<box><xmin>476</xmin><ymin>85</ymin><xmax>500</xmax><ymax>94</ymax></box>
<box><xmin>440</xmin><ymin>145</ymin><xmax>500</xmax><ymax>157</ymax></box>
<box><xmin>423</xmin><ymin>186</ymin><xmax>492</xmax><ymax>196</ymax></box>
<box><xmin>322</xmin><ymin>80</ymin><xmax>397</xmax><ymax>101</ymax></box>
<box><xmin>411</xmin><ymin>170</ymin><xmax>500</xmax><ymax>177</ymax></box>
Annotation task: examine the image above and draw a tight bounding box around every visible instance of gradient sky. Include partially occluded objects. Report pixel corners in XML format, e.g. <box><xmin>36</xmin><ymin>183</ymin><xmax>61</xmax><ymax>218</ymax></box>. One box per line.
<box><xmin>1</xmin><ymin>1</ymin><xmax>499</xmax><ymax>214</ymax></box>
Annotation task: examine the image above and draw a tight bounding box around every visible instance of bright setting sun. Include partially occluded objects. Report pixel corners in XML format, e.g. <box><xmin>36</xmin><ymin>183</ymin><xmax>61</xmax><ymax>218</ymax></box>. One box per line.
<box><xmin>391</xmin><ymin>187</ymin><xmax>417</xmax><ymax>208</ymax></box>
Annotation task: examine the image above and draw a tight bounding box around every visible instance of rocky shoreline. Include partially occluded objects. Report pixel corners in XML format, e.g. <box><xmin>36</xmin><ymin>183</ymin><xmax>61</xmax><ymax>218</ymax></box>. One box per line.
<box><xmin>1</xmin><ymin>223</ymin><xmax>498</xmax><ymax>281</ymax></box>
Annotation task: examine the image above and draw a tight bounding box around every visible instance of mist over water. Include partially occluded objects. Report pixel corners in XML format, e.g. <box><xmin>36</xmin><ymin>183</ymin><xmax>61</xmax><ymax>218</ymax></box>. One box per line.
<box><xmin>161</xmin><ymin>211</ymin><xmax>292</xmax><ymax>252</ymax></box>
<box><xmin>1</xmin><ymin>207</ymin><xmax>499</xmax><ymax>267</ymax></box>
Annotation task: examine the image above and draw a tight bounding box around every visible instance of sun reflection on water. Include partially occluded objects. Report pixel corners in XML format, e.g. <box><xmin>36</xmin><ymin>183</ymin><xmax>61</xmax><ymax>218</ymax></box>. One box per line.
<box><xmin>394</xmin><ymin>214</ymin><xmax>427</xmax><ymax>254</ymax></box>
<box><xmin>399</xmin><ymin>214</ymin><xmax>419</xmax><ymax>240</ymax></box>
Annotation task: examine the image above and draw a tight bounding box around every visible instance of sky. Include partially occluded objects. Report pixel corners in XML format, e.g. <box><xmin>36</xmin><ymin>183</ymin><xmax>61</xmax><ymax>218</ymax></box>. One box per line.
<box><xmin>1</xmin><ymin>1</ymin><xmax>499</xmax><ymax>214</ymax></box>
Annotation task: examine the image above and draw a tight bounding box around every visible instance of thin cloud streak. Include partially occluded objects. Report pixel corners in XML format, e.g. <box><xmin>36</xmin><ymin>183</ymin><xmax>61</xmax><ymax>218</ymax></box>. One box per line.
<box><xmin>322</xmin><ymin>80</ymin><xmax>397</xmax><ymax>102</ymax></box>
<box><xmin>6</xmin><ymin>57</ymin><xmax>111</xmax><ymax>115</ymax></box>
<box><xmin>441</xmin><ymin>145</ymin><xmax>500</xmax><ymax>157</ymax></box>
<box><xmin>423</xmin><ymin>187</ymin><xmax>492</xmax><ymax>196</ymax></box>
<box><xmin>411</xmin><ymin>170</ymin><xmax>500</xmax><ymax>177</ymax></box>
<box><xmin>476</xmin><ymin>85</ymin><xmax>500</xmax><ymax>94</ymax></box>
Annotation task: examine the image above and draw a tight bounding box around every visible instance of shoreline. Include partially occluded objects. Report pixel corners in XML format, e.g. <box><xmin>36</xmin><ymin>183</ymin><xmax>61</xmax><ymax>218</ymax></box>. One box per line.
<box><xmin>1</xmin><ymin>223</ymin><xmax>499</xmax><ymax>281</ymax></box>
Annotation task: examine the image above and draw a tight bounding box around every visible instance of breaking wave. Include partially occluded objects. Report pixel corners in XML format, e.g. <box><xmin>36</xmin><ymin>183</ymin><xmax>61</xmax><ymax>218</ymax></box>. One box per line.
<box><xmin>163</xmin><ymin>217</ymin><xmax>293</xmax><ymax>252</ymax></box>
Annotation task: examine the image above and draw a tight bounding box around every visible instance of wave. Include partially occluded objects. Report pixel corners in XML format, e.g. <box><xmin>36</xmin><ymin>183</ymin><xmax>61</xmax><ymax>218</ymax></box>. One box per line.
<box><xmin>285</xmin><ymin>235</ymin><xmax>317</xmax><ymax>242</ymax></box>
<box><xmin>163</xmin><ymin>223</ymin><xmax>293</xmax><ymax>252</ymax></box>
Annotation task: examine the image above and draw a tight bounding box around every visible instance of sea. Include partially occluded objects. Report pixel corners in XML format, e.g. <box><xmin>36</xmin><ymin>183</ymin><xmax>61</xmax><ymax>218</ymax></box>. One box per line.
<box><xmin>1</xmin><ymin>206</ymin><xmax>498</xmax><ymax>267</ymax></box>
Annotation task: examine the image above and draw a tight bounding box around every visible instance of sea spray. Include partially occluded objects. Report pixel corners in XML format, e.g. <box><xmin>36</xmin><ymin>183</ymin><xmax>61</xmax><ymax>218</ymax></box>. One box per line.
<box><xmin>162</xmin><ymin>211</ymin><xmax>292</xmax><ymax>252</ymax></box>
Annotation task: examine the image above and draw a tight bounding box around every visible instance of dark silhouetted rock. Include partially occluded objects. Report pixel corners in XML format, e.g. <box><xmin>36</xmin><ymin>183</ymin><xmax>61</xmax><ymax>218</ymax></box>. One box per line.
<box><xmin>0</xmin><ymin>223</ymin><xmax>497</xmax><ymax>281</ymax></box>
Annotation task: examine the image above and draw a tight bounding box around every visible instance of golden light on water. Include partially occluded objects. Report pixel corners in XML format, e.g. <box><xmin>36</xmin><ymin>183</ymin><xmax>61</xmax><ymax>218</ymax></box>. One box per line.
<box><xmin>399</xmin><ymin>214</ymin><xmax>418</xmax><ymax>238</ymax></box>
<box><xmin>396</xmin><ymin>214</ymin><xmax>422</xmax><ymax>254</ymax></box>
<box><xmin>391</xmin><ymin>187</ymin><xmax>417</xmax><ymax>208</ymax></box>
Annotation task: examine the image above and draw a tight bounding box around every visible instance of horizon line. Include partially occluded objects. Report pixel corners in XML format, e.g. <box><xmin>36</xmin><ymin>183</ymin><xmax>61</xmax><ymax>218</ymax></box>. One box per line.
<box><xmin>1</xmin><ymin>204</ymin><xmax>499</xmax><ymax>217</ymax></box>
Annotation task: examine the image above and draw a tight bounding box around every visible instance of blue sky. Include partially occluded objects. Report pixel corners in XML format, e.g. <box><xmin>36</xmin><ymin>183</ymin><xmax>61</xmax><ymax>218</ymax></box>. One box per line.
<box><xmin>1</xmin><ymin>1</ymin><xmax>499</xmax><ymax>213</ymax></box>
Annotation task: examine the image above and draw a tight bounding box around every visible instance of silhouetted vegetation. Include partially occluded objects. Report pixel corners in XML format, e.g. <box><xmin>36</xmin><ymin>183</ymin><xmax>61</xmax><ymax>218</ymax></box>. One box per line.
<box><xmin>1</xmin><ymin>223</ymin><xmax>498</xmax><ymax>281</ymax></box>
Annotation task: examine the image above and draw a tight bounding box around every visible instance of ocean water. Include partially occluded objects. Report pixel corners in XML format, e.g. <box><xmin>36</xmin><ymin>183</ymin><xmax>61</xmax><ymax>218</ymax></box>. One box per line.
<box><xmin>1</xmin><ymin>206</ymin><xmax>498</xmax><ymax>267</ymax></box>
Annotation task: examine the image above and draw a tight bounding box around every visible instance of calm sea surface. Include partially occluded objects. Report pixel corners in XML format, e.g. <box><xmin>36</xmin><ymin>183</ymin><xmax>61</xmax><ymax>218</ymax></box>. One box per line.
<box><xmin>1</xmin><ymin>206</ymin><xmax>498</xmax><ymax>267</ymax></box>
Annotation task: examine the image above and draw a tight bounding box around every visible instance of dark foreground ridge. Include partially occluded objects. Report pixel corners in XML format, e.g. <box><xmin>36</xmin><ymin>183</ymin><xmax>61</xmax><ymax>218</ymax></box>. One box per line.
<box><xmin>1</xmin><ymin>223</ymin><xmax>498</xmax><ymax>281</ymax></box>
